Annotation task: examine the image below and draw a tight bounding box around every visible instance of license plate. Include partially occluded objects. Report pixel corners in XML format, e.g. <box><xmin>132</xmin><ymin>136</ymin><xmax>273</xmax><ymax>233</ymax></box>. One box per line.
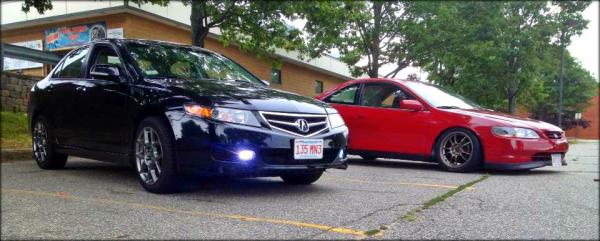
<box><xmin>294</xmin><ymin>139</ymin><xmax>323</xmax><ymax>160</ymax></box>
<box><xmin>551</xmin><ymin>154</ymin><xmax>563</xmax><ymax>167</ymax></box>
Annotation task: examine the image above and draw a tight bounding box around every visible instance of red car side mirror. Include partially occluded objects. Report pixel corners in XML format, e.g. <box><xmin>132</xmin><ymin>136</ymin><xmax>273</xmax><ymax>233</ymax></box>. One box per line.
<box><xmin>399</xmin><ymin>99</ymin><xmax>424</xmax><ymax>111</ymax></box>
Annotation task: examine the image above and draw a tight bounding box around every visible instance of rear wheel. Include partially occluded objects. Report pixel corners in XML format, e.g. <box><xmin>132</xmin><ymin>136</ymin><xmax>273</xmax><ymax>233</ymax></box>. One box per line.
<box><xmin>435</xmin><ymin>128</ymin><xmax>483</xmax><ymax>172</ymax></box>
<box><xmin>32</xmin><ymin>117</ymin><xmax>67</xmax><ymax>169</ymax></box>
<box><xmin>280</xmin><ymin>171</ymin><xmax>324</xmax><ymax>185</ymax></box>
<box><xmin>134</xmin><ymin>117</ymin><xmax>180</xmax><ymax>193</ymax></box>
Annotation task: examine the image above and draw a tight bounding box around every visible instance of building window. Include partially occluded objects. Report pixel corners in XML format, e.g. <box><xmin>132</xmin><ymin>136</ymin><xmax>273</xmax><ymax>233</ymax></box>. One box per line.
<box><xmin>271</xmin><ymin>68</ymin><xmax>281</xmax><ymax>84</ymax></box>
<box><xmin>315</xmin><ymin>80</ymin><xmax>324</xmax><ymax>94</ymax></box>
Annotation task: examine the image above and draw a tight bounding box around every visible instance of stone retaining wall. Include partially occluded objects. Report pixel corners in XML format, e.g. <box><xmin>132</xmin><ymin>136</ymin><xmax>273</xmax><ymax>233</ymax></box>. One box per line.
<box><xmin>1</xmin><ymin>73</ymin><xmax>40</xmax><ymax>112</ymax></box>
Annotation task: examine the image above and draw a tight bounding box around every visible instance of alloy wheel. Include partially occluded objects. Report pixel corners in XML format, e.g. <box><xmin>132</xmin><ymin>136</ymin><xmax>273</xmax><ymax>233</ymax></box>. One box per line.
<box><xmin>440</xmin><ymin>132</ymin><xmax>473</xmax><ymax>168</ymax></box>
<box><xmin>135</xmin><ymin>127</ymin><xmax>164</xmax><ymax>185</ymax></box>
<box><xmin>32</xmin><ymin>121</ymin><xmax>48</xmax><ymax>162</ymax></box>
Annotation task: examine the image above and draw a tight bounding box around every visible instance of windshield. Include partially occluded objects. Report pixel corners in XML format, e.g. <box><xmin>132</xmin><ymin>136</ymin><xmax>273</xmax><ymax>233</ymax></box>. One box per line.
<box><xmin>126</xmin><ymin>42</ymin><xmax>262</xmax><ymax>84</ymax></box>
<box><xmin>403</xmin><ymin>81</ymin><xmax>480</xmax><ymax>110</ymax></box>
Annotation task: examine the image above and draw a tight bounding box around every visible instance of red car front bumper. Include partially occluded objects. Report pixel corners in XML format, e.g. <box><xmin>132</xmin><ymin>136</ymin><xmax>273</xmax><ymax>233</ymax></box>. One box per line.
<box><xmin>482</xmin><ymin>135</ymin><xmax>569</xmax><ymax>170</ymax></box>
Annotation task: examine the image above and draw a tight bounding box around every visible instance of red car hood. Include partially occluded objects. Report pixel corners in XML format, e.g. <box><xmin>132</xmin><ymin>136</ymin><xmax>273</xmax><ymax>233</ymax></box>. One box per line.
<box><xmin>447</xmin><ymin>109</ymin><xmax>563</xmax><ymax>132</ymax></box>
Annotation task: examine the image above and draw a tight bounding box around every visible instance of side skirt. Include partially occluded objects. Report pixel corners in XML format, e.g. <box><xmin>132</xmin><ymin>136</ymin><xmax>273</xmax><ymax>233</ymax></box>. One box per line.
<box><xmin>349</xmin><ymin>150</ymin><xmax>434</xmax><ymax>162</ymax></box>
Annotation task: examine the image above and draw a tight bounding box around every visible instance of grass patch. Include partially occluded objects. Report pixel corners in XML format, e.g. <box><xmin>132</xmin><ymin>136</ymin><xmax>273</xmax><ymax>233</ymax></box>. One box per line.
<box><xmin>401</xmin><ymin>213</ymin><xmax>417</xmax><ymax>222</ymax></box>
<box><xmin>1</xmin><ymin>111</ymin><xmax>31</xmax><ymax>149</ymax></box>
<box><xmin>402</xmin><ymin>174</ymin><xmax>490</xmax><ymax>222</ymax></box>
<box><xmin>363</xmin><ymin>229</ymin><xmax>381</xmax><ymax>236</ymax></box>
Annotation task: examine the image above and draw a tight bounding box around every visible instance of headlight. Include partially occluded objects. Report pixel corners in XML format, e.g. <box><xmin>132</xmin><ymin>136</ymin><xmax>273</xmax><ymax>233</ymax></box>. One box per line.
<box><xmin>184</xmin><ymin>104</ymin><xmax>260</xmax><ymax>127</ymax></box>
<box><xmin>328</xmin><ymin>113</ymin><xmax>345</xmax><ymax>128</ymax></box>
<box><xmin>492</xmin><ymin>127</ymin><xmax>540</xmax><ymax>139</ymax></box>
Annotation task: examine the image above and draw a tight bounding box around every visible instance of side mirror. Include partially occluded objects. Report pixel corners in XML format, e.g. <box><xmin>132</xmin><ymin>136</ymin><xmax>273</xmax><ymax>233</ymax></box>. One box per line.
<box><xmin>398</xmin><ymin>99</ymin><xmax>424</xmax><ymax>111</ymax></box>
<box><xmin>260</xmin><ymin>79</ymin><xmax>271</xmax><ymax>86</ymax></box>
<box><xmin>90</xmin><ymin>64</ymin><xmax>121</xmax><ymax>81</ymax></box>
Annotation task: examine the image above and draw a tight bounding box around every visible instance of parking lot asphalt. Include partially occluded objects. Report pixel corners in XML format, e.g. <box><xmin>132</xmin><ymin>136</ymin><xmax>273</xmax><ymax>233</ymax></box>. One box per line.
<box><xmin>1</xmin><ymin>141</ymin><xmax>598</xmax><ymax>240</ymax></box>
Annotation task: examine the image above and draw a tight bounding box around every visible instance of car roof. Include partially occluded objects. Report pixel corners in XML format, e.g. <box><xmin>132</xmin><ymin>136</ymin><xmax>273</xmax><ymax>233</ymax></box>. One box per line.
<box><xmin>97</xmin><ymin>38</ymin><xmax>220</xmax><ymax>55</ymax></box>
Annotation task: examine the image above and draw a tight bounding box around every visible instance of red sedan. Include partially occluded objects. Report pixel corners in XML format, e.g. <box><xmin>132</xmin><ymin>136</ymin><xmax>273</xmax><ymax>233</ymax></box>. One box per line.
<box><xmin>316</xmin><ymin>78</ymin><xmax>569</xmax><ymax>172</ymax></box>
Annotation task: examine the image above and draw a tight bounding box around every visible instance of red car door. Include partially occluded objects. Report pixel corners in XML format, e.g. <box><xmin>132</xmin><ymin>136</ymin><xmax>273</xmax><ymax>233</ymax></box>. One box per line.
<box><xmin>321</xmin><ymin>83</ymin><xmax>365</xmax><ymax>150</ymax></box>
<box><xmin>354</xmin><ymin>82</ymin><xmax>431</xmax><ymax>155</ymax></box>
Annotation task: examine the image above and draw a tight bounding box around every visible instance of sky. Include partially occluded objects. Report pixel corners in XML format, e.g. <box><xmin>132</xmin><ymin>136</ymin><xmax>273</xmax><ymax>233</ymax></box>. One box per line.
<box><xmin>567</xmin><ymin>1</ymin><xmax>599</xmax><ymax>82</ymax></box>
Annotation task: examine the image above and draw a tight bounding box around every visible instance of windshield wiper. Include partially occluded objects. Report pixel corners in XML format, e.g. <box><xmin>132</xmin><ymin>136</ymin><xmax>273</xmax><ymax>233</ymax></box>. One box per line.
<box><xmin>437</xmin><ymin>105</ymin><xmax>461</xmax><ymax>109</ymax></box>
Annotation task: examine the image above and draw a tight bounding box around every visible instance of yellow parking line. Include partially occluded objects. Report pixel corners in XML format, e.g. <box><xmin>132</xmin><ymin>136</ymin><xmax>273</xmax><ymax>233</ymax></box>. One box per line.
<box><xmin>324</xmin><ymin>177</ymin><xmax>476</xmax><ymax>190</ymax></box>
<box><xmin>3</xmin><ymin>188</ymin><xmax>370</xmax><ymax>238</ymax></box>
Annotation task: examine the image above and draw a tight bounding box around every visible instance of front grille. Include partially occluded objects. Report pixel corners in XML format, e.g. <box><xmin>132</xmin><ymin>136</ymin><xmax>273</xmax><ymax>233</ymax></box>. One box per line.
<box><xmin>532</xmin><ymin>152</ymin><xmax>565</xmax><ymax>162</ymax></box>
<box><xmin>544</xmin><ymin>131</ymin><xmax>563</xmax><ymax>139</ymax></box>
<box><xmin>260</xmin><ymin>148</ymin><xmax>339</xmax><ymax>165</ymax></box>
<box><xmin>259</xmin><ymin>111</ymin><xmax>329</xmax><ymax>137</ymax></box>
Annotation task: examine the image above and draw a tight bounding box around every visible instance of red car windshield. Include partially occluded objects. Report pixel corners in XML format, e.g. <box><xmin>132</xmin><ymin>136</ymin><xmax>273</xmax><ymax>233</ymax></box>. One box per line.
<box><xmin>404</xmin><ymin>81</ymin><xmax>480</xmax><ymax>110</ymax></box>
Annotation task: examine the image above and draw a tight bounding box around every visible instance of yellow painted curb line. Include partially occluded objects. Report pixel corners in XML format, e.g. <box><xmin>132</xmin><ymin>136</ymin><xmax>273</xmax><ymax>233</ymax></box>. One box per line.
<box><xmin>3</xmin><ymin>188</ymin><xmax>374</xmax><ymax>238</ymax></box>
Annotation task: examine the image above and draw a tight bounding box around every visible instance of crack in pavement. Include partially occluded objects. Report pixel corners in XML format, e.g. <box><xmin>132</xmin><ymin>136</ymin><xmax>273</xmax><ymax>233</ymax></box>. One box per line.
<box><xmin>302</xmin><ymin>202</ymin><xmax>421</xmax><ymax>239</ymax></box>
<box><xmin>378</xmin><ymin>175</ymin><xmax>491</xmax><ymax>238</ymax></box>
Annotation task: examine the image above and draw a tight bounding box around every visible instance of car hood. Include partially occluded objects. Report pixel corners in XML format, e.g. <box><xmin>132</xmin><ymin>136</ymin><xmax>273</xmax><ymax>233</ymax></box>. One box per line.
<box><xmin>162</xmin><ymin>79</ymin><xmax>329</xmax><ymax>114</ymax></box>
<box><xmin>446</xmin><ymin>109</ymin><xmax>563</xmax><ymax>132</ymax></box>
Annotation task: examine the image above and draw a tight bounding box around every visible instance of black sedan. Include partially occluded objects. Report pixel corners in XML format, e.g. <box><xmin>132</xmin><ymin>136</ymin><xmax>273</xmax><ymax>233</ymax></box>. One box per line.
<box><xmin>28</xmin><ymin>39</ymin><xmax>349</xmax><ymax>193</ymax></box>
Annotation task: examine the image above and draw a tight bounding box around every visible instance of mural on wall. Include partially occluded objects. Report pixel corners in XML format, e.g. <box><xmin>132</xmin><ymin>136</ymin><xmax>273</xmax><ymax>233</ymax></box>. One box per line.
<box><xmin>44</xmin><ymin>22</ymin><xmax>106</xmax><ymax>51</ymax></box>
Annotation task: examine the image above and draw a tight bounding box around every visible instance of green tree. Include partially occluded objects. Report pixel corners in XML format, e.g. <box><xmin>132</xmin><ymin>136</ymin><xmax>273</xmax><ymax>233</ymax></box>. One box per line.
<box><xmin>20</xmin><ymin>0</ymin><xmax>319</xmax><ymax>60</ymax></box>
<box><xmin>408</xmin><ymin>1</ymin><xmax>591</xmax><ymax>114</ymax></box>
<box><xmin>524</xmin><ymin>48</ymin><xmax>597</xmax><ymax>128</ymax></box>
<box><xmin>302</xmin><ymin>1</ymin><xmax>417</xmax><ymax>78</ymax></box>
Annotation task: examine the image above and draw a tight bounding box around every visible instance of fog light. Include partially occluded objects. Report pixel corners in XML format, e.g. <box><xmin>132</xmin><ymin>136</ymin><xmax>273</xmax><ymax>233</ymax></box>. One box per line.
<box><xmin>237</xmin><ymin>150</ymin><xmax>256</xmax><ymax>161</ymax></box>
<box><xmin>338</xmin><ymin>149</ymin><xmax>345</xmax><ymax>159</ymax></box>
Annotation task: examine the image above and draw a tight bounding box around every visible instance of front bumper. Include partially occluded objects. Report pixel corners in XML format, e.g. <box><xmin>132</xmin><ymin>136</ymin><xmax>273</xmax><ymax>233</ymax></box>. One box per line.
<box><xmin>482</xmin><ymin>134</ymin><xmax>569</xmax><ymax>170</ymax></box>
<box><xmin>172</xmin><ymin>115</ymin><xmax>349</xmax><ymax>177</ymax></box>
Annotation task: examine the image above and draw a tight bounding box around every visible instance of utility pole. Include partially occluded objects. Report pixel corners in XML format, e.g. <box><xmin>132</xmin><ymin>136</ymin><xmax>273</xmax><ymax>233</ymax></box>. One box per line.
<box><xmin>557</xmin><ymin>31</ymin><xmax>565</xmax><ymax>128</ymax></box>
<box><xmin>557</xmin><ymin>19</ymin><xmax>580</xmax><ymax>129</ymax></box>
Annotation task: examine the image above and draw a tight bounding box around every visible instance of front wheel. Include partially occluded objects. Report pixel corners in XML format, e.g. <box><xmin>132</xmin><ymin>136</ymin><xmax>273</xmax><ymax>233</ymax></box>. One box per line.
<box><xmin>280</xmin><ymin>171</ymin><xmax>324</xmax><ymax>185</ymax></box>
<box><xmin>32</xmin><ymin>117</ymin><xmax>67</xmax><ymax>169</ymax></box>
<box><xmin>435</xmin><ymin>128</ymin><xmax>483</xmax><ymax>172</ymax></box>
<box><xmin>134</xmin><ymin>117</ymin><xmax>180</xmax><ymax>193</ymax></box>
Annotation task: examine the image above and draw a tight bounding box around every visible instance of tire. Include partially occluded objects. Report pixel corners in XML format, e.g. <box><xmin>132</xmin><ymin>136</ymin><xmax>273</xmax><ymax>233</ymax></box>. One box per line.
<box><xmin>434</xmin><ymin>128</ymin><xmax>483</xmax><ymax>172</ymax></box>
<box><xmin>359</xmin><ymin>155</ymin><xmax>378</xmax><ymax>160</ymax></box>
<box><xmin>134</xmin><ymin>117</ymin><xmax>181</xmax><ymax>193</ymax></box>
<box><xmin>280</xmin><ymin>171</ymin><xmax>324</xmax><ymax>185</ymax></box>
<box><xmin>32</xmin><ymin>116</ymin><xmax>67</xmax><ymax>169</ymax></box>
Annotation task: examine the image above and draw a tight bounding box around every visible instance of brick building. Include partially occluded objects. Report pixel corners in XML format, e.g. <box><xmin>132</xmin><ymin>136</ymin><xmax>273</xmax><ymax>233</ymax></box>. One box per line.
<box><xmin>1</xmin><ymin>1</ymin><xmax>353</xmax><ymax>98</ymax></box>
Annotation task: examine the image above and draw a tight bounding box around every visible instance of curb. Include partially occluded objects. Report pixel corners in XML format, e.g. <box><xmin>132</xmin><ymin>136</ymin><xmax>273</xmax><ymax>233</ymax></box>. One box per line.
<box><xmin>1</xmin><ymin>148</ymin><xmax>32</xmax><ymax>162</ymax></box>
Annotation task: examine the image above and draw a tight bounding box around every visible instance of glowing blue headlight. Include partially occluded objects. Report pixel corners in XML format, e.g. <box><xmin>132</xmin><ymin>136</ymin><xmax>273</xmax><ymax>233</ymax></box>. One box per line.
<box><xmin>237</xmin><ymin>150</ymin><xmax>256</xmax><ymax>161</ymax></box>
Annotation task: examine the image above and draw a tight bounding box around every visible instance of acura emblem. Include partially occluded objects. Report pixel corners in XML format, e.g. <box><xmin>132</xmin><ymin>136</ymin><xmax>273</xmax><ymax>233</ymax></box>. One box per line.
<box><xmin>295</xmin><ymin>119</ymin><xmax>310</xmax><ymax>133</ymax></box>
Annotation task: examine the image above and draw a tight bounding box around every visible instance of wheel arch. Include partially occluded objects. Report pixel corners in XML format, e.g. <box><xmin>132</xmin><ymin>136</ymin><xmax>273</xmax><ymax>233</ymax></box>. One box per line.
<box><xmin>431</xmin><ymin>126</ymin><xmax>485</xmax><ymax>162</ymax></box>
<box><xmin>128</xmin><ymin>105</ymin><xmax>177</xmax><ymax>163</ymax></box>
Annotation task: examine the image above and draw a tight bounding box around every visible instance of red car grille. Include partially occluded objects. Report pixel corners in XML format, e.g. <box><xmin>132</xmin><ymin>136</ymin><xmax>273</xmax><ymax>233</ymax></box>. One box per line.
<box><xmin>544</xmin><ymin>131</ymin><xmax>563</xmax><ymax>139</ymax></box>
<box><xmin>532</xmin><ymin>152</ymin><xmax>564</xmax><ymax>162</ymax></box>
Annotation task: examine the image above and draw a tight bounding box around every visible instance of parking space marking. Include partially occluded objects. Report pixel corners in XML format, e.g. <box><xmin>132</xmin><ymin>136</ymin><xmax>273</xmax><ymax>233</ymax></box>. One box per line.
<box><xmin>323</xmin><ymin>177</ymin><xmax>476</xmax><ymax>190</ymax></box>
<box><xmin>3</xmin><ymin>188</ymin><xmax>370</xmax><ymax>238</ymax></box>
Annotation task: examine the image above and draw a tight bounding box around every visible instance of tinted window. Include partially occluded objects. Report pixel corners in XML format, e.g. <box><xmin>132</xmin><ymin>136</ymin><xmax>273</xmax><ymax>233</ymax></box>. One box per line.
<box><xmin>360</xmin><ymin>83</ymin><xmax>411</xmax><ymax>108</ymax></box>
<box><xmin>91</xmin><ymin>46</ymin><xmax>123</xmax><ymax>67</ymax></box>
<box><xmin>327</xmin><ymin>85</ymin><xmax>358</xmax><ymax>104</ymax></box>
<box><xmin>57</xmin><ymin>46</ymin><xmax>89</xmax><ymax>78</ymax></box>
<box><xmin>403</xmin><ymin>81</ymin><xmax>480</xmax><ymax>109</ymax></box>
<box><xmin>126</xmin><ymin>43</ymin><xmax>261</xmax><ymax>84</ymax></box>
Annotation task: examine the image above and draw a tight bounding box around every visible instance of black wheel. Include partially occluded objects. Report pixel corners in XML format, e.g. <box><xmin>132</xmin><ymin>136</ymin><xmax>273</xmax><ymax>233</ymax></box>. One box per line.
<box><xmin>280</xmin><ymin>171</ymin><xmax>324</xmax><ymax>185</ymax></box>
<box><xmin>435</xmin><ymin>128</ymin><xmax>483</xmax><ymax>172</ymax></box>
<box><xmin>134</xmin><ymin>117</ymin><xmax>180</xmax><ymax>193</ymax></box>
<box><xmin>359</xmin><ymin>155</ymin><xmax>378</xmax><ymax>160</ymax></box>
<box><xmin>32</xmin><ymin>116</ymin><xmax>67</xmax><ymax>169</ymax></box>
